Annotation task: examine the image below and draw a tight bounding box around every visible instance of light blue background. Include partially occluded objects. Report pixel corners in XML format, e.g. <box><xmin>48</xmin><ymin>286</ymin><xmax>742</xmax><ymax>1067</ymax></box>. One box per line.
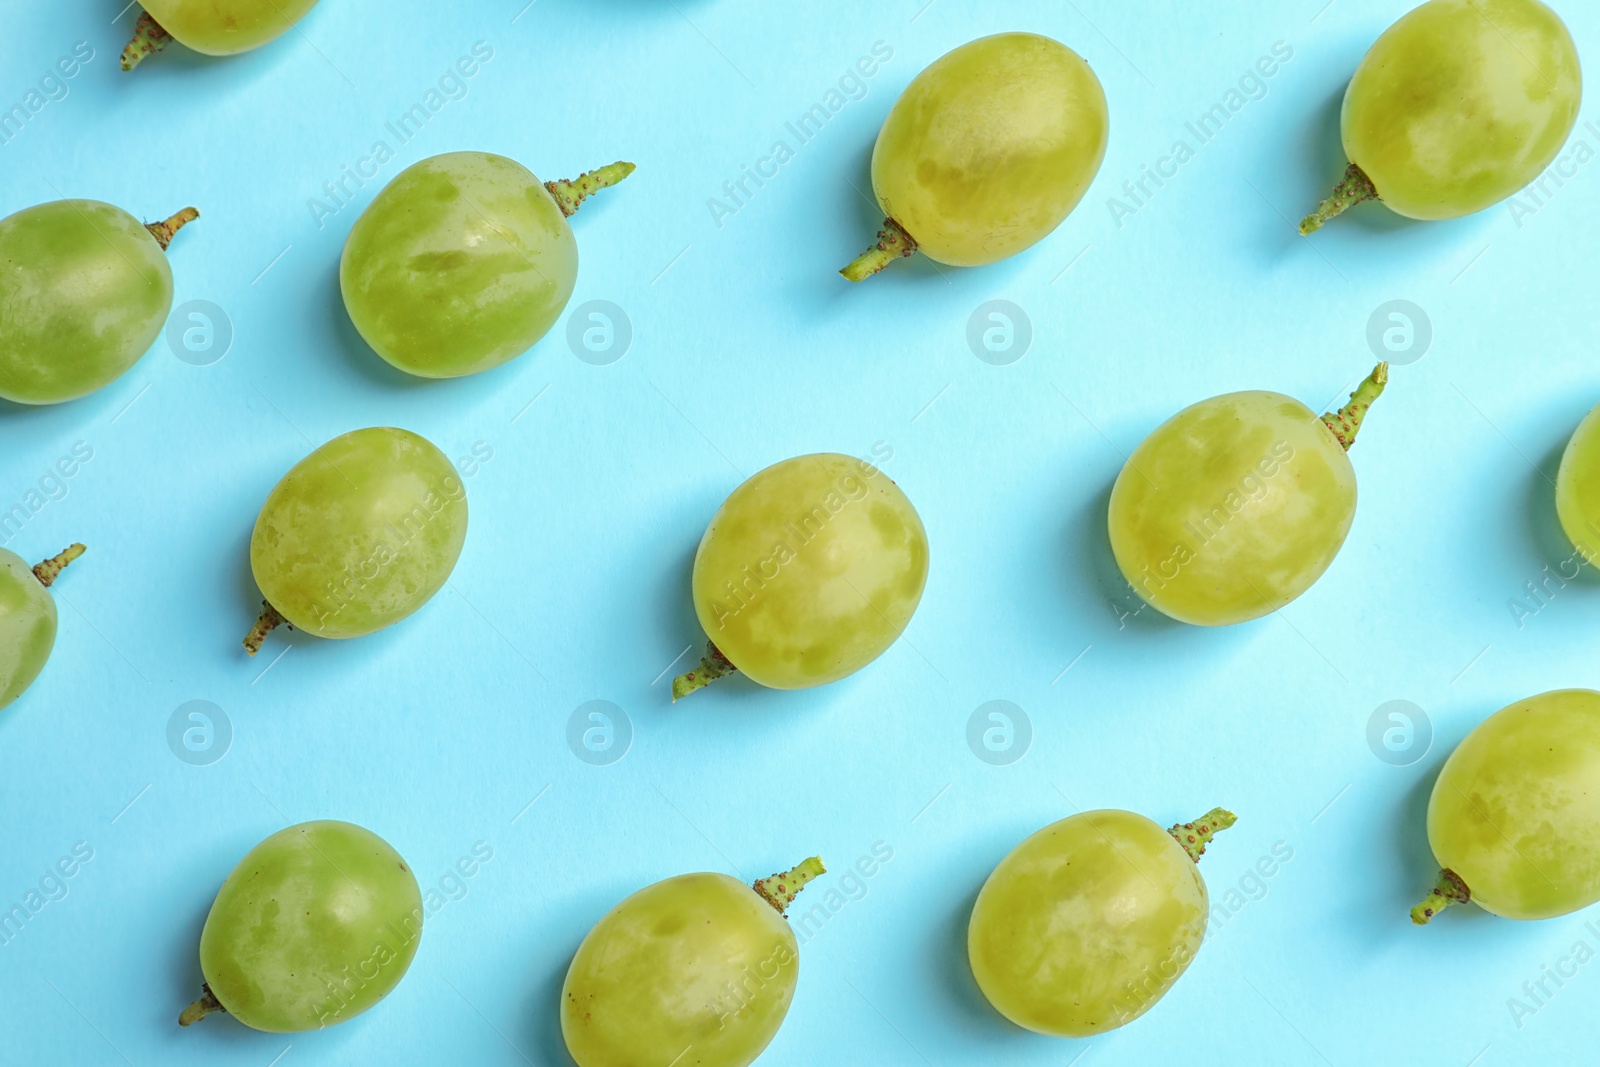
<box><xmin>1</xmin><ymin>0</ymin><xmax>1597</xmax><ymax>1063</ymax></box>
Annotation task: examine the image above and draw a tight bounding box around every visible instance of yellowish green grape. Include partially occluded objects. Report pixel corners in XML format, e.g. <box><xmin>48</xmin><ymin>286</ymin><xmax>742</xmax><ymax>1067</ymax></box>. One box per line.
<box><xmin>1556</xmin><ymin>402</ymin><xmax>1600</xmax><ymax>562</ymax></box>
<box><xmin>562</xmin><ymin>858</ymin><xmax>823</xmax><ymax>1067</ymax></box>
<box><xmin>340</xmin><ymin>152</ymin><xmax>634</xmax><ymax>379</ymax></box>
<box><xmin>122</xmin><ymin>1</ymin><xmax>323</xmax><ymax>69</ymax></box>
<box><xmin>842</xmin><ymin>32</ymin><xmax>1108</xmax><ymax>280</ymax></box>
<box><xmin>0</xmin><ymin>545</ymin><xmax>84</xmax><ymax>711</ymax></box>
<box><xmin>0</xmin><ymin>200</ymin><xmax>196</xmax><ymax>405</ymax></box>
<box><xmin>1108</xmin><ymin>364</ymin><xmax>1389</xmax><ymax>627</ymax></box>
<box><xmin>969</xmin><ymin>808</ymin><xmax>1234</xmax><ymax>1036</ymax></box>
<box><xmin>1413</xmin><ymin>690</ymin><xmax>1600</xmax><ymax>924</ymax></box>
<box><xmin>180</xmin><ymin>821</ymin><xmax>423</xmax><ymax>1032</ymax></box>
<box><xmin>1301</xmin><ymin>0</ymin><xmax>1581</xmax><ymax>233</ymax></box>
<box><xmin>244</xmin><ymin>427</ymin><xmax>467</xmax><ymax>654</ymax></box>
<box><xmin>672</xmin><ymin>453</ymin><xmax>928</xmax><ymax>699</ymax></box>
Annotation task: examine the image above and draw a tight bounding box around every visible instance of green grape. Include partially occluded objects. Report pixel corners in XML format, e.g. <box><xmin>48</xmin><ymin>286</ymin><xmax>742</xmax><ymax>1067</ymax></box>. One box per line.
<box><xmin>122</xmin><ymin>1</ymin><xmax>322</xmax><ymax>70</ymax></box>
<box><xmin>340</xmin><ymin>152</ymin><xmax>634</xmax><ymax>379</ymax></box>
<box><xmin>1413</xmin><ymin>690</ymin><xmax>1600</xmax><ymax>924</ymax></box>
<box><xmin>244</xmin><ymin>427</ymin><xmax>467</xmax><ymax>654</ymax></box>
<box><xmin>672</xmin><ymin>453</ymin><xmax>928</xmax><ymax>699</ymax></box>
<box><xmin>0</xmin><ymin>545</ymin><xmax>84</xmax><ymax>711</ymax></box>
<box><xmin>179</xmin><ymin>821</ymin><xmax>422</xmax><ymax>1033</ymax></box>
<box><xmin>841</xmin><ymin>32</ymin><xmax>1108</xmax><ymax>281</ymax></box>
<box><xmin>969</xmin><ymin>808</ymin><xmax>1234</xmax><ymax>1036</ymax></box>
<box><xmin>1556</xmin><ymin>402</ymin><xmax>1600</xmax><ymax>562</ymax></box>
<box><xmin>0</xmin><ymin>200</ymin><xmax>196</xmax><ymax>405</ymax></box>
<box><xmin>562</xmin><ymin>857</ymin><xmax>824</xmax><ymax>1067</ymax></box>
<box><xmin>1108</xmin><ymin>364</ymin><xmax>1389</xmax><ymax>627</ymax></box>
<box><xmin>1301</xmin><ymin>0</ymin><xmax>1581</xmax><ymax>233</ymax></box>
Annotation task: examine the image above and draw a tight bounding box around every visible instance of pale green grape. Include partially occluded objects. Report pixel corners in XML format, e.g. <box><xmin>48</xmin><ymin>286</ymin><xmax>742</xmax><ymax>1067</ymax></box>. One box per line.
<box><xmin>842</xmin><ymin>32</ymin><xmax>1108</xmax><ymax>280</ymax></box>
<box><xmin>1302</xmin><ymin>0</ymin><xmax>1581</xmax><ymax>233</ymax></box>
<box><xmin>562</xmin><ymin>858</ymin><xmax>823</xmax><ymax>1067</ymax></box>
<box><xmin>180</xmin><ymin>821</ymin><xmax>422</xmax><ymax>1032</ymax></box>
<box><xmin>673</xmin><ymin>453</ymin><xmax>928</xmax><ymax>698</ymax></box>
<box><xmin>0</xmin><ymin>545</ymin><xmax>83</xmax><ymax>711</ymax></box>
<box><xmin>1108</xmin><ymin>365</ymin><xmax>1388</xmax><ymax>626</ymax></box>
<box><xmin>245</xmin><ymin>427</ymin><xmax>467</xmax><ymax>653</ymax></box>
<box><xmin>0</xmin><ymin>200</ymin><xmax>195</xmax><ymax>405</ymax></box>
<box><xmin>1413</xmin><ymin>690</ymin><xmax>1600</xmax><ymax>924</ymax></box>
<box><xmin>969</xmin><ymin>808</ymin><xmax>1234</xmax><ymax>1036</ymax></box>
<box><xmin>1557</xmin><ymin>402</ymin><xmax>1600</xmax><ymax>562</ymax></box>
<box><xmin>124</xmin><ymin>1</ymin><xmax>322</xmax><ymax>69</ymax></box>
<box><xmin>340</xmin><ymin>152</ymin><xmax>633</xmax><ymax>379</ymax></box>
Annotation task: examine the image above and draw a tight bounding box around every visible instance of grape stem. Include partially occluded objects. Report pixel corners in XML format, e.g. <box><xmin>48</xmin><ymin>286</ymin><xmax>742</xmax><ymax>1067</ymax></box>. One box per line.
<box><xmin>178</xmin><ymin>983</ymin><xmax>226</xmax><ymax>1027</ymax></box>
<box><xmin>1411</xmin><ymin>868</ymin><xmax>1471</xmax><ymax>925</ymax></box>
<box><xmin>841</xmin><ymin>217</ymin><xmax>919</xmax><ymax>282</ymax></box>
<box><xmin>544</xmin><ymin>162</ymin><xmax>637</xmax><ymax>218</ymax></box>
<box><xmin>1321</xmin><ymin>363</ymin><xmax>1389</xmax><ymax>451</ymax></box>
<box><xmin>121</xmin><ymin>11</ymin><xmax>174</xmax><ymax>73</ymax></box>
<box><xmin>1168</xmin><ymin>808</ymin><xmax>1236</xmax><ymax>863</ymax></box>
<box><xmin>243</xmin><ymin>601</ymin><xmax>289</xmax><ymax>657</ymax></box>
<box><xmin>32</xmin><ymin>544</ymin><xmax>85</xmax><ymax>589</ymax></box>
<box><xmin>671</xmin><ymin>641</ymin><xmax>738</xmax><ymax>701</ymax></box>
<box><xmin>754</xmin><ymin>857</ymin><xmax>826</xmax><ymax>917</ymax></box>
<box><xmin>145</xmin><ymin>208</ymin><xmax>199</xmax><ymax>252</ymax></box>
<box><xmin>1299</xmin><ymin>162</ymin><xmax>1380</xmax><ymax>235</ymax></box>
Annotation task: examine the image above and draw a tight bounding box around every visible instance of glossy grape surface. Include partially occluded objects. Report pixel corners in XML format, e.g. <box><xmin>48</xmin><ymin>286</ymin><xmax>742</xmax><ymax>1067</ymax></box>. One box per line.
<box><xmin>1557</xmin><ymin>402</ymin><xmax>1600</xmax><ymax>562</ymax></box>
<box><xmin>562</xmin><ymin>873</ymin><xmax>797</xmax><ymax>1067</ymax></box>
<box><xmin>969</xmin><ymin>810</ymin><xmax>1208</xmax><ymax>1037</ymax></box>
<box><xmin>0</xmin><ymin>550</ymin><xmax>55</xmax><ymax>711</ymax></box>
<box><xmin>690</xmin><ymin>453</ymin><xmax>928</xmax><ymax>689</ymax></box>
<box><xmin>341</xmin><ymin>152</ymin><xmax>578</xmax><ymax>378</ymax></box>
<box><xmin>871</xmin><ymin>32</ymin><xmax>1108</xmax><ymax>266</ymax></box>
<box><xmin>1426</xmin><ymin>690</ymin><xmax>1600</xmax><ymax>920</ymax></box>
<box><xmin>144</xmin><ymin>0</ymin><xmax>322</xmax><ymax>55</ymax></box>
<box><xmin>196</xmin><ymin>821</ymin><xmax>422</xmax><ymax>1032</ymax></box>
<box><xmin>250</xmin><ymin>427</ymin><xmax>468</xmax><ymax>639</ymax></box>
<box><xmin>0</xmin><ymin>200</ymin><xmax>172</xmax><ymax>405</ymax></box>
<box><xmin>1109</xmin><ymin>391</ymin><xmax>1357</xmax><ymax>626</ymax></box>
<box><xmin>1343</xmin><ymin>0</ymin><xmax>1581</xmax><ymax>220</ymax></box>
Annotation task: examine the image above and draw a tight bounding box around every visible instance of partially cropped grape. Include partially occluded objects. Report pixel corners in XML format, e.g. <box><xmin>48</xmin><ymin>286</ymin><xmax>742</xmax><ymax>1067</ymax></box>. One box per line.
<box><xmin>1413</xmin><ymin>690</ymin><xmax>1600</xmax><ymax>925</ymax></box>
<box><xmin>1301</xmin><ymin>0</ymin><xmax>1581</xmax><ymax>233</ymax></box>
<box><xmin>562</xmin><ymin>857</ymin><xmax>823</xmax><ymax>1067</ymax></box>
<box><xmin>1108</xmin><ymin>364</ymin><xmax>1389</xmax><ymax>626</ymax></box>
<box><xmin>179</xmin><ymin>821</ymin><xmax>422</xmax><ymax>1032</ymax></box>
<box><xmin>340</xmin><ymin>151</ymin><xmax>634</xmax><ymax>379</ymax></box>
<box><xmin>0</xmin><ymin>200</ymin><xmax>196</xmax><ymax>405</ymax></box>
<box><xmin>969</xmin><ymin>808</ymin><xmax>1234</xmax><ymax>1036</ymax></box>
<box><xmin>672</xmin><ymin>454</ymin><xmax>928</xmax><ymax>699</ymax></box>
<box><xmin>122</xmin><ymin>1</ymin><xmax>322</xmax><ymax>70</ymax></box>
<box><xmin>0</xmin><ymin>545</ymin><xmax>84</xmax><ymax>711</ymax></box>
<box><xmin>1557</xmin><ymin>402</ymin><xmax>1600</xmax><ymax>563</ymax></box>
<box><xmin>244</xmin><ymin>427</ymin><xmax>467</xmax><ymax>654</ymax></box>
<box><xmin>842</xmin><ymin>32</ymin><xmax>1108</xmax><ymax>281</ymax></box>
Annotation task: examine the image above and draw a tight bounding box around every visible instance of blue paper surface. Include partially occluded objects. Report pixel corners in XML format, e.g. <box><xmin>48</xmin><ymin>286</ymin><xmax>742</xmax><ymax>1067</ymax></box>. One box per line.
<box><xmin>1</xmin><ymin>0</ymin><xmax>1597</xmax><ymax>1063</ymax></box>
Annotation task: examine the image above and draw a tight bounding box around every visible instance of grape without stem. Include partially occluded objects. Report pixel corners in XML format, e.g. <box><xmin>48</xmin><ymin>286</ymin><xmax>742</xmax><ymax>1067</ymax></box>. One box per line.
<box><xmin>1413</xmin><ymin>690</ymin><xmax>1600</xmax><ymax>924</ymax></box>
<box><xmin>842</xmin><ymin>32</ymin><xmax>1108</xmax><ymax>281</ymax></box>
<box><xmin>122</xmin><ymin>1</ymin><xmax>322</xmax><ymax>70</ymax></box>
<box><xmin>0</xmin><ymin>200</ymin><xmax>196</xmax><ymax>405</ymax></box>
<box><xmin>340</xmin><ymin>152</ymin><xmax>634</xmax><ymax>379</ymax></box>
<box><xmin>1300</xmin><ymin>0</ymin><xmax>1581</xmax><ymax>233</ymax></box>
<box><xmin>562</xmin><ymin>858</ymin><xmax>823</xmax><ymax>1067</ymax></box>
<box><xmin>1556</xmin><ymin>402</ymin><xmax>1600</xmax><ymax>563</ymax></box>
<box><xmin>0</xmin><ymin>545</ymin><xmax>84</xmax><ymax>711</ymax></box>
